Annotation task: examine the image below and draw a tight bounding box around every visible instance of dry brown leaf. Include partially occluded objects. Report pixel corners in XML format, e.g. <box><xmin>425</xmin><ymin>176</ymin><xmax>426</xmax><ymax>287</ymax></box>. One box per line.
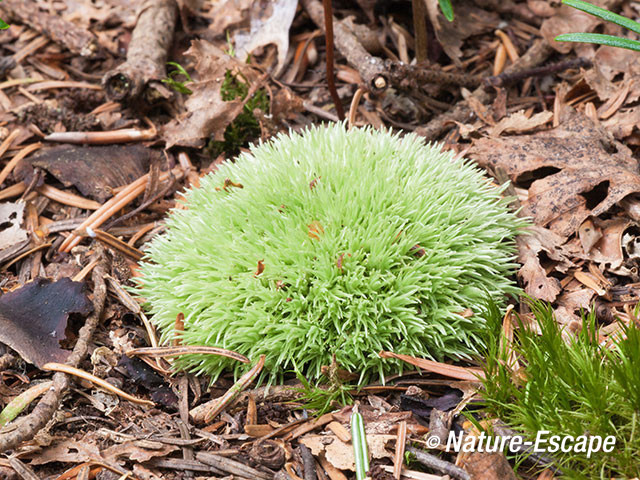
<box><xmin>423</xmin><ymin>0</ymin><xmax>499</xmax><ymax>64</ymax></box>
<box><xmin>163</xmin><ymin>39</ymin><xmax>264</xmax><ymax>148</ymax></box>
<box><xmin>300</xmin><ymin>434</ymin><xmax>395</xmax><ymax>471</ymax></box>
<box><xmin>578</xmin><ymin>218</ymin><xmax>602</xmax><ymax>253</ymax></box>
<box><xmin>22</xmin><ymin>145</ymin><xmax>157</xmax><ymax>202</ymax></box>
<box><xmin>205</xmin><ymin>0</ymin><xmax>253</xmax><ymax>35</ymax></box>
<box><xmin>487</xmin><ymin>110</ymin><xmax>552</xmax><ymax>137</ymax></box>
<box><xmin>516</xmin><ymin>231</ymin><xmax>563</xmax><ymax>302</ymax></box>
<box><xmin>458</xmin><ymin>451</ymin><xmax>517</xmax><ymax>480</ymax></box>
<box><xmin>470</xmin><ymin>110</ymin><xmax>640</xmax><ymax>239</ymax></box>
<box><xmin>602</xmin><ymin>107</ymin><xmax>640</xmax><ymax>139</ymax></box>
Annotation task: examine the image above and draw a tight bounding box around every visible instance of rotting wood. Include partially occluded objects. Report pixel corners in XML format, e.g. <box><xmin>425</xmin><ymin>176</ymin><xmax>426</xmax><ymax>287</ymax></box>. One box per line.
<box><xmin>102</xmin><ymin>0</ymin><xmax>178</xmax><ymax>104</ymax></box>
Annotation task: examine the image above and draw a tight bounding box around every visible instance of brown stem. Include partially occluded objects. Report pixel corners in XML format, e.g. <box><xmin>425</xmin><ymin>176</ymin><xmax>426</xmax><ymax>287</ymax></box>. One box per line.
<box><xmin>484</xmin><ymin>57</ymin><xmax>592</xmax><ymax>89</ymax></box>
<box><xmin>302</xmin><ymin>0</ymin><xmax>388</xmax><ymax>94</ymax></box>
<box><xmin>322</xmin><ymin>0</ymin><xmax>345</xmax><ymax>120</ymax></box>
<box><xmin>412</xmin><ymin>0</ymin><xmax>428</xmax><ymax>63</ymax></box>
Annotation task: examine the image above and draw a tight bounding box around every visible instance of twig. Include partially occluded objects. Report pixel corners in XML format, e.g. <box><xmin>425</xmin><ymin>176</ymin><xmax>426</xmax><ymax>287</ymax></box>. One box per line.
<box><xmin>198</xmin><ymin>355</ymin><xmax>266</xmax><ymax>424</ymax></box>
<box><xmin>322</xmin><ymin>0</ymin><xmax>345</xmax><ymax>120</ymax></box>
<box><xmin>80</xmin><ymin>228</ymin><xmax>144</xmax><ymax>262</ymax></box>
<box><xmin>102</xmin><ymin>0</ymin><xmax>178</xmax><ymax>103</ymax></box>
<box><xmin>406</xmin><ymin>446</ymin><xmax>470</xmax><ymax>480</ymax></box>
<box><xmin>0</xmin><ymin>0</ymin><xmax>99</xmax><ymax>57</ymax></box>
<box><xmin>393</xmin><ymin>421</ymin><xmax>407</xmax><ymax>480</ymax></box>
<box><xmin>44</xmin><ymin>127</ymin><xmax>156</xmax><ymax>145</ymax></box>
<box><xmin>196</xmin><ymin>452</ymin><xmax>273</xmax><ymax>480</ymax></box>
<box><xmin>388</xmin><ymin>62</ymin><xmax>482</xmax><ymax>89</ymax></box>
<box><xmin>484</xmin><ymin>57</ymin><xmax>592</xmax><ymax>89</ymax></box>
<box><xmin>0</xmin><ymin>255</ymin><xmax>107</xmax><ymax>453</ymax></box>
<box><xmin>0</xmin><ymin>143</ymin><xmax>41</xmax><ymax>186</ymax></box>
<box><xmin>300</xmin><ymin>443</ymin><xmax>317</xmax><ymax>480</ymax></box>
<box><xmin>36</xmin><ymin>185</ymin><xmax>101</xmax><ymax>210</ymax></box>
<box><xmin>127</xmin><ymin>346</ymin><xmax>249</xmax><ymax>364</ymax></box>
<box><xmin>411</xmin><ymin>0</ymin><xmax>428</xmax><ymax>63</ymax></box>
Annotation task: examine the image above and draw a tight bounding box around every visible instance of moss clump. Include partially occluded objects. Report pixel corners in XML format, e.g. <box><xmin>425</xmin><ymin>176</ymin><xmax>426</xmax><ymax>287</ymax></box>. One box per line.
<box><xmin>481</xmin><ymin>302</ymin><xmax>640</xmax><ymax>479</ymax></box>
<box><xmin>205</xmin><ymin>70</ymin><xmax>269</xmax><ymax>158</ymax></box>
<box><xmin>138</xmin><ymin>124</ymin><xmax>525</xmax><ymax>383</ymax></box>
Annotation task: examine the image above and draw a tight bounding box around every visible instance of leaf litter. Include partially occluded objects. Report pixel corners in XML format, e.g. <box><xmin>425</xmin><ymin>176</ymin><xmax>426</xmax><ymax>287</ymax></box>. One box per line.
<box><xmin>1</xmin><ymin>0</ymin><xmax>640</xmax><ymax>477</ymax></box>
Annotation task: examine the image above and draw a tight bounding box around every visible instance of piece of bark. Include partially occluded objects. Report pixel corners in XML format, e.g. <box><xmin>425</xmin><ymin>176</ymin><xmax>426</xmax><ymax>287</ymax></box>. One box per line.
<box><xmin>0</xmin><ymin>0</ymin><xmax>99</xmax><ymax>57</ymax></box>
<box><xmin>102</xmin><ymin>0</ymin><xmax>178</xmax><ymax>103</ymax></box>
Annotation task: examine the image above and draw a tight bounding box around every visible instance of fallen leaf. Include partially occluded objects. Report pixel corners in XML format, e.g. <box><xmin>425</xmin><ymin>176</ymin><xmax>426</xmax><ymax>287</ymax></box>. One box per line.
<box><xmin>423</xmin><ymin>0</ymin><xmax>499</xmax><ymax>64</ymax></box>
<box><xmin>20</xmin><ymin>145</ymin><xmax>157</xmax><ymax>202</ymax></box>
<box><xmin>470</xmin><ymin>110</ymin><xmax>640</xmax><ymax>239</ymax></box>
<box><xmin>459</xmin><ymin>451</ymin><xmax>518</xmax><ymax>480</ymax></box>
<box><xmin>0</xmin><ymin>202</ymin><xmax>27</xmax><ymax>250</ymax></box>
<box><xmin>516</xmin><ymin>228</ymin><xmax>564</xmax><ymax>302</ymax></box>
<box><xmin>234</xmin><ymin>0</ymin><xmax>298</xmax><ymax>75</ymax></box>
<box><xmin>163</xmin><ymin>40</ymin><xmax>264</xmax><ymax>148</ymax></box>
<box><xmin>487</xmin><ymin>110</ymin><xmax>552</xmax><ymax>137</ymax></box>
<box><xmin>300</xmin><ymin>434</ymin><xmax>395</xmax><ymax>471</ymax></box>
<box><xmin>578</xmin><ymin>218</ymin><xmax>601</xmax><ymax>254</ymax></box>
<box><xmin>602</xmin><ymin>107</ymin><xmax>640</xmax><ymax>140</ymax></box>
<box><xmin>0</xmin><ymin>278</ymin><xmax>92</xmax><ymax>368</ymax></box>
<box><xmin>206</xmin><ymin>0</ymin><xmax>253</xmax><ymax>35</ymax></box>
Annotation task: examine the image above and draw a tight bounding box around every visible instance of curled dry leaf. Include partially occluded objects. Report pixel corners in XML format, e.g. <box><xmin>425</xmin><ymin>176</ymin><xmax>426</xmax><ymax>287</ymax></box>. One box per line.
<box><xmin>0</xmin><ymin>278</ymin><xmax>92</xmax><ymax>368</ymax></box>
<box><xmin>470</xmin><ymin>110</ymin><xmax>640</xmax><ymax>239</ymax></box>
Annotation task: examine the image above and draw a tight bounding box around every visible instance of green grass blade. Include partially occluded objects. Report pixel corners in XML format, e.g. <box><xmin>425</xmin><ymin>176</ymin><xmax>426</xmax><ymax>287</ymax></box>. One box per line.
<box><xmin>351</xmin><ymin>409</ymin><xmax>369</xmax><ymax>480</ymax></box>
<box><xmin>438</xmin><ymin>0</ymin><xmax>454</xmax><ymax>21</ymax></box>
<box><xmin>0</xmin><ymin>18</ymin><xmax>8</xmax><ymax>29</ymax></box>
<box><xmin>555</xmin><ymin>32</ymin><xmax>640</xmax><ymax>51</ymax></box>
<box><xmin>561</xmin><ymin>0</ymin><xmax>640</xmax><ymax>35</ymax></box>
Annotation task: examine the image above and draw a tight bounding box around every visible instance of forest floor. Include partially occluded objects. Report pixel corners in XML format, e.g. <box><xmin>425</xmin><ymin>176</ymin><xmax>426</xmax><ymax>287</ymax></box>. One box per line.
<box><xmin>0</xmin><ymin>0</ymin><xmax>639</xmax><ymax>478</ymax></box>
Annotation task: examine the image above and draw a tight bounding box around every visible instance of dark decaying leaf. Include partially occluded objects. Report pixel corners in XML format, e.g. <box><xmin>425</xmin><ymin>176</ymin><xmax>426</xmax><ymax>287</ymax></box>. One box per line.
<box><xmin>400</xmin><ymin>390</ymin><xmax>463</xmax><ymax>421</ymax></box>
<box><xmin>17</xmin><ymin>144</ymin><xmax>157</xmax><ymax>202</ymax></box>
<box><xmin>0</xmin><ymin>278</ymin><xmax>92</xmax><ymax>367</ymax></box>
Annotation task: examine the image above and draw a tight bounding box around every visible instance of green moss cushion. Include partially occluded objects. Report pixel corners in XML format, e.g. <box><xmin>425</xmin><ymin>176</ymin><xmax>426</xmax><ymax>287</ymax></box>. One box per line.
<box><xmin>137</xmin><ymin>124</ymin><xmax>525</xmax><ymax>383</ymax></box>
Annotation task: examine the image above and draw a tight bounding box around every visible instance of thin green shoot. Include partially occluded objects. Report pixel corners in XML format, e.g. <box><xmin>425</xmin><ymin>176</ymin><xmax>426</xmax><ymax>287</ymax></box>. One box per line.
<box><xmin>555</xmin><ymin>0</ymin><xmax>640</xmax><ymax>51</ymax></box>
<box><xmin>439</xmin><ymin>0</ymin><xmax>454</xmax><ymax>21</ymax></box>
<box><xmin>162</xmin><ymin>62</ymin><xmax>193</xmax><ymax>95</ymax></box>
<box><xmin>555</xmin><ymin>33</ymin><xmax>640</xmax><ymax>51</ymax></box>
